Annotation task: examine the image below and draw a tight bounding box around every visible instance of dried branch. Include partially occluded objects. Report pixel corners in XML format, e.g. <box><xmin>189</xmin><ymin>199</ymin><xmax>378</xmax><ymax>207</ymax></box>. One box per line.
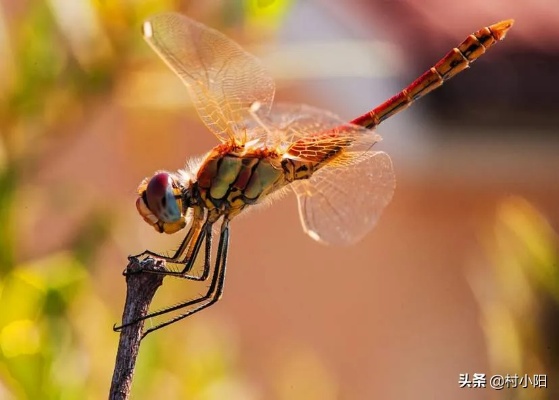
<box><xmin>109</xmin><ymin>257</ymin><xmax>165</xmax><ymax>400</ymax></box>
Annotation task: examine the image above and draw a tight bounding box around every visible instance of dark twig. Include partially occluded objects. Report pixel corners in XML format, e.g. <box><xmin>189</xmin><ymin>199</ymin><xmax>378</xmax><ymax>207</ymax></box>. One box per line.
<box><xmin>109</xmin><ymin>257</ymin><xmax>165</xmax><ymax>400</ymax></box>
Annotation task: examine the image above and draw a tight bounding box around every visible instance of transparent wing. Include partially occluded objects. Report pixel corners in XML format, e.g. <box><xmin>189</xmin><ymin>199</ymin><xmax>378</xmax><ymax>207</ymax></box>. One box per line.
<box><xmin>251</xmin><ymin>103</ymin><xmax>381</xmax><ymax>155</ymax></box>
<box><xmin>292</xmin><ymin>151</ymin><xmax>395</xmax><ymax>245</ymax></box>
<box><xmin>143</xmin><ymin>12</ymin><xmax>275</xmax><ymax>143</ymax></box>
<box><xmin>253</xmin><ymin>102</ymin><xmax>394</xmax><ymax>243</ymax></box>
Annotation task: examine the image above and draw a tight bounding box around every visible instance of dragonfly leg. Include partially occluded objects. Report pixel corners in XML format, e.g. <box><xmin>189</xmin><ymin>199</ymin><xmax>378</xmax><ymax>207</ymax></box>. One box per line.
<box><xmin>126</xmin><ymin>215</ymin><xmax>213</xmax><ymax>281</ymax></box>
<box><xmin>114</xmin><ymin>219</ymin><xmax>230</xmax><ymax>338</ymax></box>
<box><xmin>130</xmin><ymin>219</ymin><xmax>200</xmax><ymax>262</ymax></box>
<box><xmin>134</xmin><ymin>221</ymin><xmax>212</xmax><ymax>281</ymax></box>
<box><xmin>178</xmin><ymin>221</ymin><xmax>212</xmax><ymax>281</ymax></box>
<box><xmin>141</xmin><ymin>220</ymin><xmax>229</xmax><ymax>337</ymax></box>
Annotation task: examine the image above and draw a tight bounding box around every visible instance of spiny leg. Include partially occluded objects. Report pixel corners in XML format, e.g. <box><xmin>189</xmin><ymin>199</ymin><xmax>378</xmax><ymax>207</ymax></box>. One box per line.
<box><xmin>128</xmin><ymin>220</ymin><xmax>213</xmax><ymax>282</ymax></box>
<box><xmin>181</xmin><ymin>220</ymin><xmax>212</xmax><ymax>281</ymax></box>
<box><xmin>113</xmin><ymin>219</ymin><xmax>229</xmax><ymax>335</ymax></box>
<box><xmin>138</xmin><ymin>221</ymin><xmax>212</xmax><ymax>281</ymax></box>
<box><xmin>130</xmin><ymin>219</ymin><xmax>200</xmax><ymax>263</ymax></box>
<box><xmin>114</xmin><ymin>219</ymin><xmax>215</xmax><ymax>332</ymax></box>
<box><xmin>140</xmin><ymin>219</ymin><xmax>230</xmax><ymax>338</ymax></box>
<box><xmin>113</xmin><ymin>222</ymin><xmax>213</xmax><ymax>332</ymax></box>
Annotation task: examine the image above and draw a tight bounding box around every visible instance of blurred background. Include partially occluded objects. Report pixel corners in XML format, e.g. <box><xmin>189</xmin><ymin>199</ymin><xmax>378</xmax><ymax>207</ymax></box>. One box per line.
<box><xmin>0</xmin><ymin>0</ymin><xmax>557</xmax><ymax>399</ymax></box>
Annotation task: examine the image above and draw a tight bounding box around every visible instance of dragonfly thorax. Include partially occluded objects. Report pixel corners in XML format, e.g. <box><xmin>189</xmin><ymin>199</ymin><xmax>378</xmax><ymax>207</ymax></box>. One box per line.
<box><xmin>136</xmin><ymin>171</ymin><xmax>191</xmax><ymax>234</ymax></box>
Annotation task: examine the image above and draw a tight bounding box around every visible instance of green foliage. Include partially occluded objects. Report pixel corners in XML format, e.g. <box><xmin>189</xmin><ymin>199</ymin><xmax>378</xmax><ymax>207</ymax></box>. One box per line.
<box><xmin>0</xmin><ymin>253</ymin><xmax>87</xmax><ymax>399</ymax></box>
<box><xmin>0</xmin><ymin>164</ymin><xmax>17</xmax><ymax>272</ymax></box>
<box><xmin>475</xmin><ymin>197</ymin><xmax>559</xmax><ymax>400</ymax></box>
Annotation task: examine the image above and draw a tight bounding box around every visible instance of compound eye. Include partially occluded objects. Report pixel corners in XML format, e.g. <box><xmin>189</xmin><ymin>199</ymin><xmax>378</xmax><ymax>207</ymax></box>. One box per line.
<box><xmin>145</xmin><ymin>172</ymin><xmax>181</xmax><ymax>222</ymax></box>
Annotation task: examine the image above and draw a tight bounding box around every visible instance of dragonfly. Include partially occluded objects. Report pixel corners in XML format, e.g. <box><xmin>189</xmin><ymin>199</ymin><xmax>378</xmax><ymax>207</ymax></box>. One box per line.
<box><xmin>115</xmin><ymin>12</ymin><xmax>513</xmax><ymax>337</ymax></box>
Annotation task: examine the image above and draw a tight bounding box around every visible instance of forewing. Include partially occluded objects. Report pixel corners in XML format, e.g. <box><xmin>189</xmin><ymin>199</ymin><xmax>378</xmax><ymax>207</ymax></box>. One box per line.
<box><xmin>143</xmin><ymin>12</ymin><xmax>275</xmax><ymax>143</ymax></box>
<box><xmin>292</xmin><ymin>151</ymin><xmax>395</xmax><ymax>245</ymax></box>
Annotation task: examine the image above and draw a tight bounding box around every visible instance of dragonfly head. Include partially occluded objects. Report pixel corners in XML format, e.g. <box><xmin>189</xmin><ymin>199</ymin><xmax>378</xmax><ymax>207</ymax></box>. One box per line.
<box><xmin>136</xmin><ymin>172</ymin><xmax>189</xmax><ymax>234</ymax></box>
